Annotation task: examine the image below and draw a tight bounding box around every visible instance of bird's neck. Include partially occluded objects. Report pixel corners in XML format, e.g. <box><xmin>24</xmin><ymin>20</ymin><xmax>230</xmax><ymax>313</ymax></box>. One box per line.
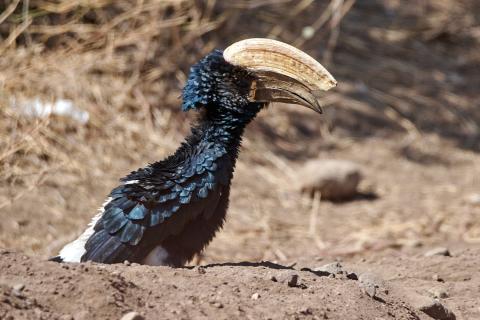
<box><xmin>189</xmin><ymin>103</ymin><xmax>263</xmax><ymax>154</ymax></box>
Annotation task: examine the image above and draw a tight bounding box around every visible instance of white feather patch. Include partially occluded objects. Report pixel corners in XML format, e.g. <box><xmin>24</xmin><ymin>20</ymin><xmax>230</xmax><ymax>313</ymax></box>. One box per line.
<box><xmin>143</xmin><ymin>246</ymin><xmax>170</xmax><ymax>266</ymax></box>
<box><xmin>59</xmin><ymin>197</ymin><xmax>112</xmax><ymax>262</ymax></box>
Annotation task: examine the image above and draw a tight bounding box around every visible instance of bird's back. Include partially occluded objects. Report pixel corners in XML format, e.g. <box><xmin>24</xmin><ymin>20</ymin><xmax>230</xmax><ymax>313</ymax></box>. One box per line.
<box><xmin>57</xmin><ymin>134</ymin><xmax>235</xmax><ymax>265</ymax></box>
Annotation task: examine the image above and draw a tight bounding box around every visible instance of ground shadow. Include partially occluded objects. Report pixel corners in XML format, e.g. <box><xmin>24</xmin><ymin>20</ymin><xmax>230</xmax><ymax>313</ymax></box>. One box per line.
<box><xmin>201</xmin><ymin>260</ymin><xmax>295</xmax><ymax>270</ymax></box>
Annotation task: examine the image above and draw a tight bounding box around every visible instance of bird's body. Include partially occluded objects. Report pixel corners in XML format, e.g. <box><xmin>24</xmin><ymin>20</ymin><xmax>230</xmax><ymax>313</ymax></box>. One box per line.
<box><xmin>53</xmin><ymin>39</ymin><xmax>336</xmax><ymax>266</ymax></box>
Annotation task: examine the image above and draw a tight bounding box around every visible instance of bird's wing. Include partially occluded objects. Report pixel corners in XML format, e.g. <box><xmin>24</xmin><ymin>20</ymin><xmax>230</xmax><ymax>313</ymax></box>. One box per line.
<box><xmin>81</xmin><ymin>141</ymin><xmax>231</xmax><ymax>263</ymax></box>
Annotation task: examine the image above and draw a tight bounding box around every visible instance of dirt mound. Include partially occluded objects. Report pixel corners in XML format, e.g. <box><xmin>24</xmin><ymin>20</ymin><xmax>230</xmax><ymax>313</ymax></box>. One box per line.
<box><xmin>1</xmin><ymin>247</ymin><xmax>479</xmax><ymax>319</ymax></box>
<box><xmin>1</xmin><ymin>1</ymin><xmax>480</xmax><ymax>319</ymax></box>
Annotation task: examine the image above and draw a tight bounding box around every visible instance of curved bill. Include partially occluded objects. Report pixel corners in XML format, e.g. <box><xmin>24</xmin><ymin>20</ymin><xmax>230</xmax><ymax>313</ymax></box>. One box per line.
<box><xmin>223</xmin><ymin>38</ymin><xmax>337</xmax><ymax>113</ymax></box>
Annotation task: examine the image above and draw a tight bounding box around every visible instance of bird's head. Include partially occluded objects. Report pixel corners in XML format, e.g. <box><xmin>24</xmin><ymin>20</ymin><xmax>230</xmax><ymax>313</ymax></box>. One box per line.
<box><xmin>182</xmin><ymin>38</ymin><xmax>336</xmax><ymax>117</ymax></box>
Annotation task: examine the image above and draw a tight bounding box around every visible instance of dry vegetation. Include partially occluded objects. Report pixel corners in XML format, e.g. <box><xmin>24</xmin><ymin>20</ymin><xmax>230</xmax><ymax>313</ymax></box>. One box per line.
<box><xmin>0</xmin><ymin>0</ymin><xmax>479</xmax><ymax>262</ymax></box>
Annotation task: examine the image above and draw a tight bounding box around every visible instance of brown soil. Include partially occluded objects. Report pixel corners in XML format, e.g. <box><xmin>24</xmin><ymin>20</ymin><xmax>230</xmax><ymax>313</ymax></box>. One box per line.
<box><xmin>1</xmin><ymin>246</ymin><xmax>479</xmax><ymax>320</ymax></box>
<box><xmin>1</xmin><ymin>0</ymin><xmax>480</xmax><ymax>319</ymax></box>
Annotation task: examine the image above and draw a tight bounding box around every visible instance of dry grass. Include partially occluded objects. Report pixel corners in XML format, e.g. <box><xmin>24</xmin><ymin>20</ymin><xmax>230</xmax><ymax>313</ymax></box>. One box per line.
<box><xmin>0</xmin><ymin>0</ymin><xmax>351</xmax><ymax>203</ymax></box>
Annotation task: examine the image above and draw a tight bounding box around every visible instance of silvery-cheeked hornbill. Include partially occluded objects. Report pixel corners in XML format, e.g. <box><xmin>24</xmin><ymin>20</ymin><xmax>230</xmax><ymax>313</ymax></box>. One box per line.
<box><xmin>52</xmin><ymin>38</ymin><xmax>336</xmax><ymax>266</ymax></box>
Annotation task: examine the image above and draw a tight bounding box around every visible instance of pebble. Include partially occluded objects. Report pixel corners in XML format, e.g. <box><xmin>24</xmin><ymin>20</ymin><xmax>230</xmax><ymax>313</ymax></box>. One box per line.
<box><xmin>418</xmin><ymin>299</ymin><xmax>456</xmax><ymax>320</ymax></box>
<box><xmin>300</xmin><ymin>307</ymin><xmax>313</xmax><ymax>315</ymax></box>
<box><xmin>314</xmin><ymin>262</ymin><xmax>344</xmax><ymax>275</ymax></box>
<box><xmin>428</xmin><ymin>288</ymin><xmax>449</xmax><ymax>299</ymax></box>
<box><xmin>197</xmin><ymin>266</ymin><xmax>206</xmax><ymax>274</ymax></box>
<box><xmin>299</xmin><ymin>159</ymin><xmax>363</xmax><ymax>201</ymax></box>
<box><xmin>12</xmin><ymin>283</ymin><xmax>25</xmax><ymax>292</ymax></box>
<box><xmin>346</xmin><ymin>272</ymin><xmax>358</xmax><ymax>280</ymax></box>
<box><xmin>120</xmin><ymin>311</ymin><xmax>144</xmax><ymax>320</ymax></box>
<box><xmin>251</xmin><ymin>292</ymin><xmax>260</xmax><ymax>300</ymax></box>
<box><xmin>358</xmin><ymin>272</ymin><xmax>384</xmax><ymax>299</ymax></box>
<box><xmin>404</xmin><ymin>289</ymin><xmax>456</xmax><ymax>320</ymax></box>
<box><xmin>276</xmin><ymin>271</ymin><xmax>299</xmax><ymax>287</ymax></box>
<box><xmin>360</xmin><ymin>282</ymin><xmax>377</xmax><ymax>298</ymax></box>
<box><xmin>432</xmin><ymin>274</ymin><xmax>445</xmax><ymax>282</ymax></box>
<box><xmin>465</xmin><ymin>193</ymin><xmax>480</xmax><ymax>205</ymax></box>
<box><xmin>287</xmin><ymin>274</ymin><xmax>299</xmax><ymax>287</ymax></box>
<box><xmin>424</xmin><ymin>247</ymin><xmax>451</xmax><ymax>257</ymax></box>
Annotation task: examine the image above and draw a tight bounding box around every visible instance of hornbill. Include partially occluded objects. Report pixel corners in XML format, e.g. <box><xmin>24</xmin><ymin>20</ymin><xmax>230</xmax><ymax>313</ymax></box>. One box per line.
<box><xmin>52</xmin><ymin>38</ymin><xmax>336</xmax><ymax>266</ymax></box>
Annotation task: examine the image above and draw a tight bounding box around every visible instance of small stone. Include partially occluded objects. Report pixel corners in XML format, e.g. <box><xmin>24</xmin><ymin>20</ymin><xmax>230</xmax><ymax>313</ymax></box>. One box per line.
<box><xmin>287</xmin><ymin>274</ymin><xmax>299</xmax><ymax>287</ymax></box>
<box><xmin>269</xmin><ymin>275</ymin><xmax>278</xmax><ymax>282</ymax></box>
<box><xmin>300</xmin><ymin>307</ymin><xmax>313</xmax><ymax>315</ymax></box>
<box><xmin>123</xmin><ymin>260</ymin><xmax>131</xmax><ymax>266</ymax></box>
<box><xmin>465</xmin><ymin>193</ymin><xmax>480</xmax><ymax>205</ymax></box>
<box><xmin>432</xmin><ymin>274</ymin><xmax>445</xmax><ymax>282</ymax></box>
<box><xmin>299</xmin><ymin>159</ymin><xmax>363</xmax><ymax>201</ymax></box>
<box><xmin>212</xmin><ymin>302</ymin><xmax>223</xmax><ymax>308</ymax></box>
<box><xmin>404</xmin><ymin>290</ymin><xmax>456</xmax><ymax>320</ymax></box>
<box><xmin>346</xmin><ymin>272</ymin><xmax>358</xmax><ymax>280</ymax></box>
<box><xmin>315</xmin><ymin>262</ymin><xmax>344</xmax><ymax>275</ymax></box>
<box><xmin>277</xmin><ymin>271</ymin><xmax>299</xmax><ymax>287</ymax></box>
<box><xmin>425</xmin><ymin>247</ymin><xmax>451</xmax><ymax>257</ymax></box>
<box><xmin>358</xmin><ymin>272</ymin><xmax>384</xmax><ymax>299</ymax></box>
<box><xmin>59</xmin><ymin>315</ymin><xmax>74</xmax><ymax>320</ymax></box>
<box><xmin>361</xmin><ymin>282</ymin><xmax>377</xmax><ymax>298</ymax></box>
<box><xmin>12</xmin><ymin>284</ymin><xmax>25</xmax><ymax>292</ymax></box>
<box><xmin>418</xmin><ymin>299</ymin><xmax>455</xmax><ymax>320</ymax></box>
<box><xmin>405</xmin><ymin>239</ymin><xmax>423</xmax><ymax>248</ymax></box>
<box><xmin>251</xmin><ymin>292</ymin><xmax>260</xmax><ymax>300</ymax></box>
<box><xmin>428</xmin><ymin>288</ymin><xmax>449</xmax><ymax>299</ymax></box>
<box><xmin>197</xmin><ymin>266</ymin><xmax>206</xmax><ymax>274</ymax></box>
<box><xmin>120</xmin><ymin>311</ymin><xmax>144</xmax><ymax>320</ymax></box>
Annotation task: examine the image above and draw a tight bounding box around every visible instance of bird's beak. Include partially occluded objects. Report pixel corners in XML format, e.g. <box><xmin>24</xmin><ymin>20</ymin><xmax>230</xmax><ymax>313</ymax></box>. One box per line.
<box><xmin>223</xmin><ymin>38</ymin><xmax>337</xmax><ymax>113</ymax></box>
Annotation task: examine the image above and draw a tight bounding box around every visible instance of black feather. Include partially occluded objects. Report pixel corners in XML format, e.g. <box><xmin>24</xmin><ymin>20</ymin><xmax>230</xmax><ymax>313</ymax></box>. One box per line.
<box><xmin>79</xmin><ymin>50</ymin><xmax>265</xmax><ymax>265</ymax></box>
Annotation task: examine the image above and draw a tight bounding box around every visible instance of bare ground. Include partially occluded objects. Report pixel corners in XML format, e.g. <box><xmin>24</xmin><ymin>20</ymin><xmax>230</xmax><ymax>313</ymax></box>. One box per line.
<box><xmin>1</xmin><ymin>246</ymin><xmax>479</xmax><ymax>320</ymax></box>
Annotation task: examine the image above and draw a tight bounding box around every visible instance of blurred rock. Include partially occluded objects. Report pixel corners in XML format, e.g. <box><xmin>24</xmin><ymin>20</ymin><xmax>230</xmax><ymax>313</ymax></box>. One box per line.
<box><xmin>12</xmin><ymin>283</ymin><xmax>25</xmax><ymax>292</ymax></box>
<box><xmin>428</xmin><ymin>288</ymin><xmax>449</xmax><ymax>299</ymax></box>
<box><xmin>424</xmin><ymin>247</ymin><xmax>451</xmax><ymax>257</ymax></box>
<box><xmin>314</xmin><ymin>262</ymin><xmax>344</xmax><ymax>275</ymax></box>
<box><xmin>465</xmin><ymin>193</ymin><xmax>480</xmax><ymax>205</ymax></box>
<box><xmin>358</xmin><ymin>272</ymin><xmax>386</xmax><ymax>299</ymax></box>
<box><xmin>404</xmin><ymin>290</ymin><xmax>455</xmax><ymax>320</ymax></box>
<box><xmin>432</xmin><ymin>274</ymin><xmax>445</xmax><ymax>282</ymax></box>
<box><xmin>418</xmin><ymin>299</ymin><xmax>456</xmax><ymax>320</ymax></box>
<box><xmin>120</xmin><ymin>311</ymin><xmax>144</xmax><ymax>320</ymax></box>
<box><xmin>346</xmin><ymin>272</ymin><xmax>358</xmax><ymax>280</ymax></box>
<box><xmin>299</xmin><ymin>159</ymin><xmax>363</xmax><ymax>201</ymax></box>
<box><xmin>276</xmin><ymin>271</ymin><xmax>299</xmax><ymax>287</ymax></box>
<box><xmin>196</xmin><ymin>266</ymin><xmax>206</xmax><ymax>275</ymax></box>
<box><xmin>12</xmin><ymin>283</ymin><xmax>25</xmax><ymax>298</ymax></box>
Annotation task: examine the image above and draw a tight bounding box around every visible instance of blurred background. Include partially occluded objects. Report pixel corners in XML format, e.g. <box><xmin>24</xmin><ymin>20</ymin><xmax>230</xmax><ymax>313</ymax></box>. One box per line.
<box><xmin>0</xmin><ymin>0</ymin><xmax>479</xmax><ymax>263</ymax></box>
